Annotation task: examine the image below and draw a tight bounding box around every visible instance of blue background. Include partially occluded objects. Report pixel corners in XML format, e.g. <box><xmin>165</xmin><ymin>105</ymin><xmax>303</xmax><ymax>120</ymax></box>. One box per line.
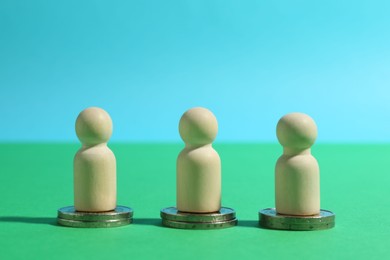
<box><xmin>1</xmin><ymin>0</ymin><xmax>389</xmax><ymax>142</ymax></box>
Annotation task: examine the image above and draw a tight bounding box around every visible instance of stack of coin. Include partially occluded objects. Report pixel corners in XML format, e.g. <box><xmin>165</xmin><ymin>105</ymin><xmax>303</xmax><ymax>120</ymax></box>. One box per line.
<box><xmin>160</xmin><ymin>207</ymin><xmax>237</xmax><ymax>229</ymax></box>
<box><xmin>259</xmin><ymin>208</ymin><xmax>335</xmax><ymax>231</ymax></box>
<box><xmin>57</xmin><ymin>206</ymin><xmax>133</xmax><ymax>228</ymax></box>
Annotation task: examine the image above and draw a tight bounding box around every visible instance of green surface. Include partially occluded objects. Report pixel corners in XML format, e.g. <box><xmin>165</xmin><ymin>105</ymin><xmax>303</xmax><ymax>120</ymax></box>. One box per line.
<box><xmin>0</xmin><ymin>143</ymin><xmax>389</xmax><ymax>259</ymax></box>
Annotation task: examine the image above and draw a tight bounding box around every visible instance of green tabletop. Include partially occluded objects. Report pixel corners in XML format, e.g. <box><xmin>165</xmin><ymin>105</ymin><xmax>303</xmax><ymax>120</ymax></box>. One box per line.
<box><xmin>0</xmin><ymin>143</ymin><xmax>389</xmax><ymax>259</ymax></box>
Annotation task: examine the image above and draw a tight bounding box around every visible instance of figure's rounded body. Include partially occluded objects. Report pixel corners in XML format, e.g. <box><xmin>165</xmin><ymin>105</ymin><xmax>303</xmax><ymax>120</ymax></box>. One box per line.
<box><xmin>74</xmin><ymin>144</ymin><xmax>116</xmax><ymax>212</ymax></box>
<box><xmin>176</xmin><ymin>107</ymin><xmax>221</xmax><ymax>213</ymax></box>
<box><xmin>275</xmin><ymin>153</ymin><xmax>320</xmax><ymax>215</ymax></box>
<box><xmin>177</xmin><ymin>145</ymin><xmax>221</xmax><ymax>213</ymax></box>
<box><xmin>275</xmin><ymin>112</ymin><xmax>320</xmax><ymax>216</ymax></box>
<box><xmin>73</xmin><ymin>107</ymin><xmax>117</xmax><ymax>212</ymax></box>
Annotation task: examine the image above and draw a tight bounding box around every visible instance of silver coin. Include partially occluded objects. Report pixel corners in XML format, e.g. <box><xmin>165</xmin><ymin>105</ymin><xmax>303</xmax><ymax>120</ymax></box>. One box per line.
<box><xmin>162</xmin><ymin>218</ymin><xmax>237</xmax><ymax>230</ymax></box>
<box><xmin>57</xmin><ymin>217</ymin><xmax>132</xmax><ymax>228</ymax></box>
<box><xmin>259</xmin><ymin>208</ymin><xmax>335</xmax><ymax>231</ymax></box>
<box><xmin>57</xmin><ymin>205</ymin><xmax>133</xmax><ymax>228</ymax></box>
<box><xmin>161</xmin><ymin>207</ymin><xmax>236</xmax><ymax>223</ymax></box>
<box><xmin>58</xmin><ymin>206</ymin><xmax>133</xmax><ymax>221</ymax></box>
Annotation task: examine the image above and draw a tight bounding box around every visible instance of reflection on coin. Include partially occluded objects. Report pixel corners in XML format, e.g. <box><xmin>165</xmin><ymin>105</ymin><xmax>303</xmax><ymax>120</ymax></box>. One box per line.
<box><xmin>259</xmin><ymin>208</ymin><xmax>335</xmax><ymax>231</ymax></box>
<box><xmin>162</xmin><ymin>218</ymin><xmax>237</xmax><ymax>230</ymax></box>
<box><xmin>57</xmin><ymin>206</ymin><xmax>133</xmax><ymax>228</ymax></box>
<box><xmin>161</xmin><ymin>207</ymin><xmax>236</xmax><ymax>223</ymax></box>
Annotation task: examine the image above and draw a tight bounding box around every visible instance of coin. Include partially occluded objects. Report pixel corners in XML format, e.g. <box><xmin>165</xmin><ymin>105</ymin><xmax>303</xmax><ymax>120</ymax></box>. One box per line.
<box><xmin>57</xmin><ymin>218</ymin><xmax>132</xmax><ymax>228</ymax></box>
<box><xmin>259</xmin><ymin>208</ymin><xmax>335</xmax><ymax>231</ymax></box>
<box><xmin>161</xmin><ymin>207</ymin><xmax>236</xmax><ymax>223</ymax></box>
<box><xmin>160</xmin><ymin>206</ymin><xmax>237</xmax><ymax>229</ymax></box>
<box><xmin>162</xmin><ymin>218</ymin><xmax>237</xmax><ymax>229</ymax></box>
<box><xmin>57</xmin><ymin>206</ymin><xmax>133</xmax><ymax>228</ymax></box>
<box><xmin>58</xmin><ymin>206</ymin><xmax>133</xmax><ymax>221</ymax></box>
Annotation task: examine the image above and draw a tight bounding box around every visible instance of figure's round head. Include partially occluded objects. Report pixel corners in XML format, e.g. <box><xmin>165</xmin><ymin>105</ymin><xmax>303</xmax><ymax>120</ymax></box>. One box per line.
<box><xmin>75</xmin><ymin>107</ymin><xmax>113</xmax><ymax>145</ymax></box>
<box><xmin>276</xmin><ymin>112</ymin><xmax>317</xmax><ymax>149</ymax></box>
<box><xmin>179</xmin><ymin>107</ymin><xmax>218</xmax><ymax>146</ymax></box>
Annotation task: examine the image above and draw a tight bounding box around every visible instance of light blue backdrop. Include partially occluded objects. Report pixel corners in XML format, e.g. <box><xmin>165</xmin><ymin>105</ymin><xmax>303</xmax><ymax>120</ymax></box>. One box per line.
<box><xmin>1</xmin><ymin>0</ymin><xmax>389</xmax><ymax>142</ymax></box>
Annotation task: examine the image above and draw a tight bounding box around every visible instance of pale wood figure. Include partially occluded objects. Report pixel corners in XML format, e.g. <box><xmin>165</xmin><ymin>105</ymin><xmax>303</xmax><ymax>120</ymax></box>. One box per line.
<box><xmin>275</xmin><ymin>112</ymin><xmax>320</xmax><ymax>216</ymax></box>
<box><xmin>74</xmin><ymin>107</ymin><xmax>116</xmax><ymax>212</ymax></box>
<box><xmin>177</xmin><ymin>107</ymin><xmax>221</xmax><ymax>213</ymax></box>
